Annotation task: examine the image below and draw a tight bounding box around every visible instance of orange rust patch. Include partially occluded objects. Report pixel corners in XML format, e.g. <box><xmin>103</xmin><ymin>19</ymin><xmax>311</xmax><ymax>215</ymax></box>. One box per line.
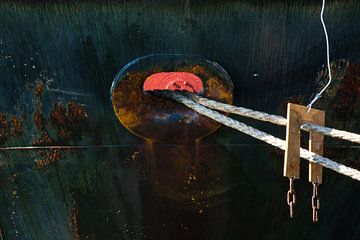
<box><xmin>205</xmin><ymin>77</ymin><xmax>233</xmax><ymax>103</ymax></box>
<box><xmin>32</xmin><ymin>132</ymin><xmax>54</xmax><ymax>146</ymax></box>
<box><xmin>0</xmin><ymin>113</ymin><xmax>10</xmax><ymax>145</ymax></box>
<box><xmin>0</xmin><ymin>113</ymin><xmax>24</xmax><ymax>145</ymax></box>
<box><xmin>111</xmin><ymin>64</ymin><xmax>233</xmax><ymax>142</ymax></box>
<box><xmin>10</xmin><ymin>116</ymin><xmax>24</xmax><ymax>136</ymax></box>
<box><xmin>50</xmin><ymin>102</ymin><xmax>88</xmax><ymax>143</ymax></box>
<box><xmin>32</xmin><ymin>132</ymin><xmax>61</xmax><ymax>168</ymax></box>
<box><xmin>35</xmin><ymin>149</ymin><xmax>61</xmax><ymax>169</ymax></box>
<box><xmin>31</xmin><ymin>101</ymin><xmax>88</xmax><ymax>168</ymax></box>
<box><xmin>34</xmin><ymin>109</ymin><xmax>44</xmax><ymax>131</ymax></box>
<box><xmin>35</xmin><ymin>81</ymin><xmax>43</xmax><ymax>97</ymax></box>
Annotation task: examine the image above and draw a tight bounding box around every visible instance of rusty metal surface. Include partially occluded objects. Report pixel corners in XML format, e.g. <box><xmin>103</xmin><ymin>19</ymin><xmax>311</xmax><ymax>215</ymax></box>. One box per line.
<box><xmin>111</xmin><ymin>55</ymin><xmax>233</xmax><ymax>142</ymax></box>
<box><xmin>0</xmin><ymin>1</ymin><xmax>359</xmax><ymax>239</ymax></box>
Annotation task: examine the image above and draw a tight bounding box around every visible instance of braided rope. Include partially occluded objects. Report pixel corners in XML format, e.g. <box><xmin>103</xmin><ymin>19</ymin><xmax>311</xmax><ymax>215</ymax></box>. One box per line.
<box><xmin>163</xmin><ymin>91</ymin><xmax>360</xmax><ymax>182</ymax></box>
<box><xmin>186</xmin><ymin>93</ymin><xmax>287</xmax><ymax>125</ymax></box>
<box><xmin>301</xmin><ymin>123</ymin><xmax>360</xmax><ymax>144</ymax></box>
<box><xmin>185</xmin><ymin>93</ymin><xmax>360</xmax><ymax>144</ymax></box>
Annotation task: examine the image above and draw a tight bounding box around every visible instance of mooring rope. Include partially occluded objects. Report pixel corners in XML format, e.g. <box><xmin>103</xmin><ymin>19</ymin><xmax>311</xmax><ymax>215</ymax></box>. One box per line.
<box><xmin>184</xmin><ymin>93</ymin><xmax>360</xmax><ymax>144</ymax></box>
<box><xmin>185</xmin><ymin>92</ymin><xmax>288</xmax><ymax>126</ymax></box>
<box><xmin>163</xmin><ymin>91</ymin><xmax>360</xmax><ymax>182</ymax></box>
<box><xmin>301</xmin><ymin>123</ymin><xmax>360</xmax><ymax>144</ymax></box>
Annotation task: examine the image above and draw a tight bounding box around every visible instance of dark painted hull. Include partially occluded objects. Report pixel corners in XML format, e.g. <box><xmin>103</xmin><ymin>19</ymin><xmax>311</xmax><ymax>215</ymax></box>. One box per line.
<box><xmin>0</xmin><ymin>1</ymin><xmax>359</xmax><ymax>239</ymax></box>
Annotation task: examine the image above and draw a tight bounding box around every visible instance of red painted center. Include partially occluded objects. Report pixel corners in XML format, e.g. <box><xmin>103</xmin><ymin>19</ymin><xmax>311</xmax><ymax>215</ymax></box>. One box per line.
<box><xmin>143</xmin><ymin>72</ymin><xmax>203</xmax><ymax>94</ymax></box>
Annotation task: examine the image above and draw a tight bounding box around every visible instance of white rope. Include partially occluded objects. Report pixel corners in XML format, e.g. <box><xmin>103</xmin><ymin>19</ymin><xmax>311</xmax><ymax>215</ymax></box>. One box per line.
<box><xmin>307</xmin><ymin>0</ymin><xmax>332</xmax><ymax>111</ymax></box>
<box><xmin>301</xmin><ymin>123</ymin><xmax>360</xmax><ymax>144</ymax></box>
<box><xmin>185</xmin><ymin>93</ymin><xmax>288</xmax><ymax>126</ymax></box>
<box><xmin>163</xmin><ymin>91</ymin><xmax>360</xmax><ymax>182</ymax></box>
<box><xmin>185</xmin><ymin>93</ymin><xmax>360</xmax><ymax>144</ymax></box>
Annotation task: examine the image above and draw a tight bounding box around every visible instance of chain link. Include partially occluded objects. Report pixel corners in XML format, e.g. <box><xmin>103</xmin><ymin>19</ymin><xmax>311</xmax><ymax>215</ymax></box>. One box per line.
<box><xmin>287</xmin><ymin>177</ymin><xmax>296</xmax><ymax>218</ymax></box>
<box><xmin>312</xmin><ymin>182</ymin><xmax>320</xmax><ymax>223</ymax></box>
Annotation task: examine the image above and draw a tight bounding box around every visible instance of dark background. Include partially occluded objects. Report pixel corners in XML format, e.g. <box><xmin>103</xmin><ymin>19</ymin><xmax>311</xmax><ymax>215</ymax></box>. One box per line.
<box><xmin>0</xmin><ymin>1</ymin><xmax>359</xmax><ymax>239</ymax></box>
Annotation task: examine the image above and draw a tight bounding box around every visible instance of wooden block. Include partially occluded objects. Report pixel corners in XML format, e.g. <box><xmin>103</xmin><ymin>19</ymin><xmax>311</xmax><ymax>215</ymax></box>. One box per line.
<box><xmin>309</xmin><ymin>118</ymin><xmax>325</xmax><ymax>184</ymax></box>
<box><xmin>284</xmin><ymin>103</ymin><xmax>325</xmax><ymax>182</ymax></box>
<box><xmin>284</xmin><ymin>104</ymin><xmax>301</xmax><ymax>178</ymax></box>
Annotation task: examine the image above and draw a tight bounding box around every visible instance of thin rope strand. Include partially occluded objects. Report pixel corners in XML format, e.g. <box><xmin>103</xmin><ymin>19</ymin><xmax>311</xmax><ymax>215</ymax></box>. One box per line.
<box><xmin>307</xmin><ymin>0</ymin><xmax>332</xmax><ymax>112</ymax></box>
